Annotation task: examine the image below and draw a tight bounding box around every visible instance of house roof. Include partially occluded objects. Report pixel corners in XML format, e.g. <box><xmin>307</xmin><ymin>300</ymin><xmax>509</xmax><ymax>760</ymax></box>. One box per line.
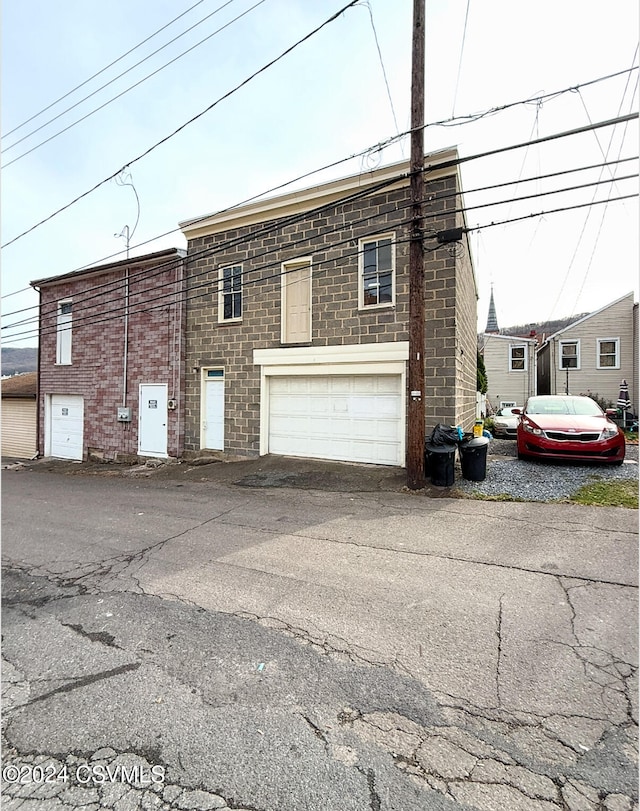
<box><xmin>2</xmin><ymin>371</ymin><xmax>37</xmax><ymax>398</ymax></box>
<box><xmin>179</xmin><ymin>147</ymin><xmax>463</xmax><ymax>240</ymax></box>
<box><xmin>539</xmin><ymin>292</ymin><xmax>636</xmax><ymax>346</ymax></box>
<box><xmin>30</xmin><ymin>248</ymin><xmax>186</xmax><ymax>289</ymax></box>
<box><xmin>479</xmin><ymin>333</ymin><xmax>538</xmax><ymax>344</ymax></box>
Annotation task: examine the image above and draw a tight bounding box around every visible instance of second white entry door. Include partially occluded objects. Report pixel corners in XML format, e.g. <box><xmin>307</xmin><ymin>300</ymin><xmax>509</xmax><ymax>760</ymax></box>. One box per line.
<box><xmin>139</xmin><ymin>384</ymin><xmax>168</xmax><ymax>457</ymax></box>
<box><xmin>203</xmin><ymin>370</ymin><xmax>224</xmax><ymax>450</ymax></box>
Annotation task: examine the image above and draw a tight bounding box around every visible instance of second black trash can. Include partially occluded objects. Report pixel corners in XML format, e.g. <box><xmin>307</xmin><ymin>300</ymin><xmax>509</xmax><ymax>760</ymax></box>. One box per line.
<box><xmin>459</xmin><ymin>436</ymin><xmax>490</xmax><ymax>481</ymax></box>
<box><xmin>425</xmin><ymin>443</ymin><xmax>456</xmax><ymax>487</ymax></box>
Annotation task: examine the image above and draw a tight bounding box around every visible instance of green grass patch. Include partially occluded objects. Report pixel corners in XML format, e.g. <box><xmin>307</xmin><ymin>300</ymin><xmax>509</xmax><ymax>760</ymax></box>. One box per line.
<box><xmin>569</xmin><ymin>478</ymin><xmax>638</xmax><ymax>508</ymax></box>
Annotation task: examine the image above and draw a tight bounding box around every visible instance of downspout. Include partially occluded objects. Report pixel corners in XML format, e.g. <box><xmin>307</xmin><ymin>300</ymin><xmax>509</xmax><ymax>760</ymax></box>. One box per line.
<box><xmin>122</xmin><ymin>266</ymin><xmax>129</xmax><ymax>409</ymax></box>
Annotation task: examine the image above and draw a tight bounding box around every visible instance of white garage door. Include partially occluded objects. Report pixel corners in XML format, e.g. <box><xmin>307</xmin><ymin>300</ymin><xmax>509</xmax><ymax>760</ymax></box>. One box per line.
<box><xmin>50</xmin><ymin>395</ymin><xmax>84</xmax><ymax>460</ymax></box>
<box><xmin>268</xmin><ymin>375</ymin><xmax>403</xmax><ymax>465</ymax></box>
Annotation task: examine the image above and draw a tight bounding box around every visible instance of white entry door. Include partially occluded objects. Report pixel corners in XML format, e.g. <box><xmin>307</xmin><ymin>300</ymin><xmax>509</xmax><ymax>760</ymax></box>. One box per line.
<box><xmin>202</xmin><ymin>369</ymin><xmax>224</xmax><ymax>450</ymax></box>
<box><xmin>49</xmin><ymin>394</ymin><xmax>84</xmax><ymax>460</ymax></box>
<box><xmin>138</xmin><ymin>384</ymin><xmax>168</xmax><ymax>457</ymax></box>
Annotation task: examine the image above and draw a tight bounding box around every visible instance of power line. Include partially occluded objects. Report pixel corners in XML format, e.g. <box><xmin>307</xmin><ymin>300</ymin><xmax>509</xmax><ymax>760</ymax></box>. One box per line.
<box><xmin>2</xmin><ymin>62</ymin><xmax>636</xmax><ymax>252</ymax></box>
<box><xmin>0</xmin><ymin>0</ymin><xmax>360</xmax><ymax>249</ymax></box>
<box><xmin>6</xmin><ymin>188</ymin><xmax>636</xmax><ymax>347</ymax></box>
<box><xmin>4</xmin><ymin>153</ymin><xmax>635</xmax><ymax>325</ymax></box>
<box><xmin>2</xmin><ymin>0</ymin><xmax>268</xmax><ymax>162</ymax></box>
<box><xmin>5</xmin><ymin>167</ymin><xmax>637</xmax><ymax>339</ymax></box>
<box><xmin>3</xmin><ymin>0</ymin><xmax>210</xmax><ymax>138</ymax></box>
<box><xmin>451</xmin><ymin>0</ymin><xmax>471</xmax><ymax>117</ymax></box>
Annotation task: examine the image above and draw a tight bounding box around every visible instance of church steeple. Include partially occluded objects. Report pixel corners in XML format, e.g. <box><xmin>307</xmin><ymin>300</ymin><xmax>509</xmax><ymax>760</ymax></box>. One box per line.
<box><xmin>485</xmin><ymin>286</ymin><xmax>499</xmax><ymax>333</ymax></box>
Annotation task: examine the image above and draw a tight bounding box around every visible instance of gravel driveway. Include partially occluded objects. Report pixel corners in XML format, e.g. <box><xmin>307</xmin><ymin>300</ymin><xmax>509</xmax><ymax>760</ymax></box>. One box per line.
<box><xmin>454</xmin><ymin>437</ymin><xmax>639</xmax><ymax>501</ymax></box>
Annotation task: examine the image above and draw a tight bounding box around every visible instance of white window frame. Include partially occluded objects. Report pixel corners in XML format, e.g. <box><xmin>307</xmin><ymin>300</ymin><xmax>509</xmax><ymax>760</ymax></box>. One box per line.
<box><xmin>596</xmin><ymin>337</ymin><xmax>620</xmax><ymax>370</ymax></box>
<box><xmin>558</xmin><ymin>339</ymin><xmax>580</xmax><ymax>370</ymax></box>
<box><xmin>358</xmin><ymin>233</ymin><xmax>395</xmax><ymax>310</ymax></box>
<box><xmin>56</xmin><ymin>299</ymin><xmax>72</xmax><ymax>365</ymax></box>
<box><xmin>509</xmin><ymin>344</ymin><xmax>527</xmax><ymax>372</ymax></box>
<box><xmin>218</xmin><ymin>264</ymin><xmax>242</xmax><ymax>323</ymax></box>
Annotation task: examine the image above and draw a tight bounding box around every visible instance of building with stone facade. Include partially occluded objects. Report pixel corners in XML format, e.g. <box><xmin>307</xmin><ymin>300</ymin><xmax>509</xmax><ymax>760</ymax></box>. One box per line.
<box><xmin>179</xmin><ymin>149</ymin><xmax>477</xmax><ymax>467</ymax></box>
<box><xmin>32</xmin><ymin>249</ymin><xmax>186</xmax><ymax>462</ymax></box>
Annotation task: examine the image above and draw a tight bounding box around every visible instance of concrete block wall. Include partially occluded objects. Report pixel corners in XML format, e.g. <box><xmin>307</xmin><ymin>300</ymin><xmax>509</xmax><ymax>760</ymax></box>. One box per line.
<box><xmin>185</xmin><ymin>172</ymin><xmax>474</xmax><ymax>456</ymax></box>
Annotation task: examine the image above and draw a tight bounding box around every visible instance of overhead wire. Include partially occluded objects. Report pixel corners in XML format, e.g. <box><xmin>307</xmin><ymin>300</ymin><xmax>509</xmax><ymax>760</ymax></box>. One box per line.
<box><xmin>451</xmin><ymin>0</ymin><xmax>471</xmax><ymax>118</ymax></box>
<box><xmin>2</xmin><ymin>0</ymin><xmax>268</xmax><ymax>163</ymax></box>
<box><xmin>3</xmin><ymin>0</ymin><xmax>210</xmax><ymax>138</ymax></box>
<box><xmin>7</xmin><ymin>188</ymin><xmax>637</xmax><ymax>347</ymax></box>
<box><xmin>0</xmin><ymin>0</ymin><xmax>361</xmax><ymax>248</ymax></box>
<box><xmin>3</xmin><ymin>123</ymin><xmax>638</xmax><ymax>327</ymax></box>
<box><xmin>4</xmin><ymin>159</ymin><xmax>637</xmax><ymax>338</ymax></box>
<box><xmin>2</xmin><ymin>63</ymin><xmax>637</xmax><ymax>251</ymax></box>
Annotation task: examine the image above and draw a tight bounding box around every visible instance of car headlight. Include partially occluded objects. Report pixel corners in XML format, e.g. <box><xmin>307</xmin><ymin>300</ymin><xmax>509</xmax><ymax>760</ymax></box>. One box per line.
<box><xmin>523</xmin><ymin>421</ymin><xmax>543</xmax><ymax>435</ymax></box>
<box><xmin>601</xmin><ymin>425</ymin><xmax>619</xmax><ymax>439</ymax></box>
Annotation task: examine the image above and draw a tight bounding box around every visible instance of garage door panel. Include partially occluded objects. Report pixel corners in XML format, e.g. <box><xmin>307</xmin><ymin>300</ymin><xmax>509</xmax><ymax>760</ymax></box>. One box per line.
<box><xmin>268</xmin><ymin>375</ymin><xmax>402</xmax><ymax>466</ymax></box>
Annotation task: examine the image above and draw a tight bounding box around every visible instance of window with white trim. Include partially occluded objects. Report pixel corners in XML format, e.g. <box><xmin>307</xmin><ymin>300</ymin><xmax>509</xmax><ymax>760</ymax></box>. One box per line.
<box><xmin>597</xmin><ymin>337</ymin><xmax>619</xmax><ymax>369</ymax></box>
<box><xmin>509</xmin><ymin>344</ymin><xmax>526</xmax><ymax>371</ymax></box>
<box><xmin>56</xmin><ymin>300</ymin><xmax>72</xmax><ymax>365</ymax></box>
<box><xmin>559</xmin><ymin>339</ymin><xmax>580</xmax><ymax>369</ymax></box>
<box><xmin>218</xmin><ymin>265</ymin><xmax>242</xmax><ymax>322</ymax></box>
<box><xmin>359</xmin><ymin>234</ymin><xmax>394</xmax><ymax>308</ymax></box>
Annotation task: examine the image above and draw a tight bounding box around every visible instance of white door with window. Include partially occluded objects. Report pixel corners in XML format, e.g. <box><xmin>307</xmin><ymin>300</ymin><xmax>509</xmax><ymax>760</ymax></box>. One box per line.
<box><xmin>138</xmin><ymin>384</ymin><xmax>168</xmax><ymax>457</ymax></box>
<box><xmin>202</xmin><ymin>369</ymin><xmax>224</xmax><ymax>450</ymax></box>
<box><xmin>49</xmin><ymin>394</ymin><xmax>84</xmax><ymax>460</ymax></box>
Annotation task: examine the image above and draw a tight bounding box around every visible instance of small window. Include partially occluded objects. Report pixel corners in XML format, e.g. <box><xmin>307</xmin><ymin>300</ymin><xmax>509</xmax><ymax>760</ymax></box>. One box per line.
<box><xmin>218</xmin><ymin>265</ymin><xmax>242</xmax><ymax>322</ymax></box>
<box><xmin>509</xmin><ymin>345</ymin><xmax>526</xmax><ymax>371</ymax></box>
<box><xmin>597</xmin><ymin>338</ymin><xmax>619</xmax><ymax>369</ymax></box>
<box><xmin>559</xmin><ymin>339</ymin><xmax>580</xmax><ymax>370</ymax></box>
<box><xmin>56</xmin><ymin>300</ymin><xmax>72</xmax><ymax>365</ymax></box>
<box><xmin>359</xmin><ymin>235</ymin><xmax>395</xmax><ymax>308</ymax></box>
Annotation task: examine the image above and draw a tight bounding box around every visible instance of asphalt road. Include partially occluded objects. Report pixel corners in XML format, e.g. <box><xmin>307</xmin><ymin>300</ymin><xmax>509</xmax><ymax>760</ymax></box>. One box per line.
<box><xmin>2</xmin><ymin>467</ymin><xmax>638</xmax><ymax>811</ymax></box>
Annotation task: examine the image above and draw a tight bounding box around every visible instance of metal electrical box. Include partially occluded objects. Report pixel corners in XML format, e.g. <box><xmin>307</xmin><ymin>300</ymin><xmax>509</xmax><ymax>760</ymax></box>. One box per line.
<box><xmin>117</xmin><ymin>407</ymin><xmax>132</xmax><ymax>422</ymax></box>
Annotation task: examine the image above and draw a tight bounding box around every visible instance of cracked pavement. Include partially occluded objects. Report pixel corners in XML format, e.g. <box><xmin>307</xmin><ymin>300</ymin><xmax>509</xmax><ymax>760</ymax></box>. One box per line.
<box><xmin>2</xmin><ymin>466</ymin><xmax>638</xmax><ymax>810</ymax></box>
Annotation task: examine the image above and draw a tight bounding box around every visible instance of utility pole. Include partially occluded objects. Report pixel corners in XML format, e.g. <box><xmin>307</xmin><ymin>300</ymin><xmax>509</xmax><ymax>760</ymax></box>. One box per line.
<box><xmin>406</xmin><ymin>0</ymin><xmax>426</xmax><ymax>489</ymax></box>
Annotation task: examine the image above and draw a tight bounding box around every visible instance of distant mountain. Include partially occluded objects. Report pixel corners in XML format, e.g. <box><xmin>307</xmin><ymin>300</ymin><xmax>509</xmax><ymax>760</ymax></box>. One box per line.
<box><xmin>2</xmin><ymin>347</ymin><xmax>38</xmax><ymax>376</ymax></box>
<box><xmin>491</xmin><ymin>314</ymin><xmax>590</xmax><ymax>339</ymax></box>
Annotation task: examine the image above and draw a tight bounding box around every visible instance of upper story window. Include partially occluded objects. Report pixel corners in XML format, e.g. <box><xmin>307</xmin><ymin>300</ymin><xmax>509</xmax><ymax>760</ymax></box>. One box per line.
<box><xmin>509</xmin><ymin>345</ymin><xmax>526</xmax><ymax>371</ymax></box>
<box><xmin>359</xmin><ymin>234</ymin><xmax>395</xmax><ymax>309</ymax></box>
<box><xmin>559</xmin><ymin>339</ymin><xmax>580</xmax><ymax>370</ymax></box>
<box><xmin>56</xmin><ymin>300</ymin><xmax>72</xmax><ymax>365</ymax></box>
<box><xmin>219</xmin><ymin>265</ymin><xmax>242</xmax><ymax>322</ymax></box>
<box><xmin>597</xmin><ymin>337</ymin><xmax>619</xmax><ymax>369</ymax></box>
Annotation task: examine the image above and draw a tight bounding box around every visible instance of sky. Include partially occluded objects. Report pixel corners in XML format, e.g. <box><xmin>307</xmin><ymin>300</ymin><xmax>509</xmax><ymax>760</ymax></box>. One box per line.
<box><xmin>2</xmin><ymin>0</ymin><xmax>638</xmax><ymax>347</ymax></box>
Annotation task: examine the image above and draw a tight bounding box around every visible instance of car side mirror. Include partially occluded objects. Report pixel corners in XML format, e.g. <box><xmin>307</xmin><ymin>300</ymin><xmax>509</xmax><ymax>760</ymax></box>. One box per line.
<box><xmin>512</xmin><ymin>408</ymin><xmax>522</xmax><ymax>415</ymax></box>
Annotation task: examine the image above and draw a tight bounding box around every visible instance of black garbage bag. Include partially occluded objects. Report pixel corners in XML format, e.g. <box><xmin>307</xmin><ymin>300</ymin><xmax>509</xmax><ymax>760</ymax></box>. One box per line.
<box><xmin>428</xmin><ymin>423</ymin><xmax>461</xmax><ymax>447</ymax></box>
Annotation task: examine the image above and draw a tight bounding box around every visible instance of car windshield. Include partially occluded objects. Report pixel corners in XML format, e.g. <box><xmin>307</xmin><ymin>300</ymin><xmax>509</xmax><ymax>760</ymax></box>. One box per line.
<box><xmin>497</xmin><ymin>408</ymin><xmax>517</xmax><ymax>416</ymax></box>
<box><xmin>525</xmin><ymin>396</ymin><xmax>603</xmax><ymax>417</ymax></box>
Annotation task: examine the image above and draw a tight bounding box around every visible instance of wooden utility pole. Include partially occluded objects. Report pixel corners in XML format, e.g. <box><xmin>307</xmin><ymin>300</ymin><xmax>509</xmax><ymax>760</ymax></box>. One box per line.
<box><xmin>406</xmin><ymin>0</ymin><xmax>426</xmax><ymax>489</ymax></box>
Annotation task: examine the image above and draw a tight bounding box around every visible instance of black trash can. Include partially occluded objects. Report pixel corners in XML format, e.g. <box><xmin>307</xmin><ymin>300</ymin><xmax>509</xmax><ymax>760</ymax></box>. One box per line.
<box><xmin>425</xmin><ymin>443</ymin><xmax>456</xmax><ymax>487</ymax></box>
<box><xmin>459</xmin><ymin>436</ymin><xmax>490</xmax><ymax>482</ymax></box>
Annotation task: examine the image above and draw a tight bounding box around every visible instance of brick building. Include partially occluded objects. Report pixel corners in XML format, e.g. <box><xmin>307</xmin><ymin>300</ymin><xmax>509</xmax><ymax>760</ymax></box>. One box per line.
<box><xmin>179</xmin><ymin>150</ymin><xmax>478</xmax><ymax>467</ymax></box>
<box><xmin>32</xmin><ymin>249</ymin><xmax>186</xmax><ymax>461</ymax></box>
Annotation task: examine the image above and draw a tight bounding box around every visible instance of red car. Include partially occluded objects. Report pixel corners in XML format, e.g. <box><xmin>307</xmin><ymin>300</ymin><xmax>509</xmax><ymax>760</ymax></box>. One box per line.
<box><xmin>515</xmin><ymin>395</ymin><xmax>625</xmax><ymax>464</ymax></box>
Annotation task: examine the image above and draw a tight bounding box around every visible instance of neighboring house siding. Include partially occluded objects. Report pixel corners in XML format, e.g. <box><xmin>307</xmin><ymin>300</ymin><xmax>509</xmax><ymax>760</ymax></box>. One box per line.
<box><xmin>480</xmin><ymin>334</ymin><xmax>536</xmax><ymax>409</ymax></box>
<box><xmin>183</xmin><ymin>158</ymin><xmax>476</xmax><ymax>463</ymax></box>
<box><xmin>542</xmin><ymin>293</ymin><xmax>636</xmax><ymax>410</ymax></box>
<box><xmin>2</xmin><ymin>398</ymin><xmax>37</xmax><ymax>457</ymax></box>
<box><xmin>36</xmin><ymin>255</ymin><xmax>186</xmax><ymax>460</ymax></box>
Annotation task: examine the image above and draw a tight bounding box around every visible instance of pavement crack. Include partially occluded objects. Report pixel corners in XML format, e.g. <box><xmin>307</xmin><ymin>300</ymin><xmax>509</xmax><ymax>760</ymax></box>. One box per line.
<box><xmin>17</xmin><ymin>662</ymin><xmax>141</xmax><ymax>708</ymax></box>
<box><xmin>60</xmin><ymin>622</ymin><xmax>120</xmax><ymax>649</ymax></box>
<box><xmin>496</xmin><ymin>593</ymin><xmax>505</xmax><ymax>707</ymax></box>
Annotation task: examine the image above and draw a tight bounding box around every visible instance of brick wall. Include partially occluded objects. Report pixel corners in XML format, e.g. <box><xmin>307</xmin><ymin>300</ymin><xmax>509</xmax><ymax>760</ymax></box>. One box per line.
<box><xmin>37</xmin><ymin>256</ymin><xmax>185</xmax><ymax>460</ymax></box>
<box><xmin>185</xmin><ymin>171</ymin><xmax>476</xmax><ymax>456</ymax></box>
